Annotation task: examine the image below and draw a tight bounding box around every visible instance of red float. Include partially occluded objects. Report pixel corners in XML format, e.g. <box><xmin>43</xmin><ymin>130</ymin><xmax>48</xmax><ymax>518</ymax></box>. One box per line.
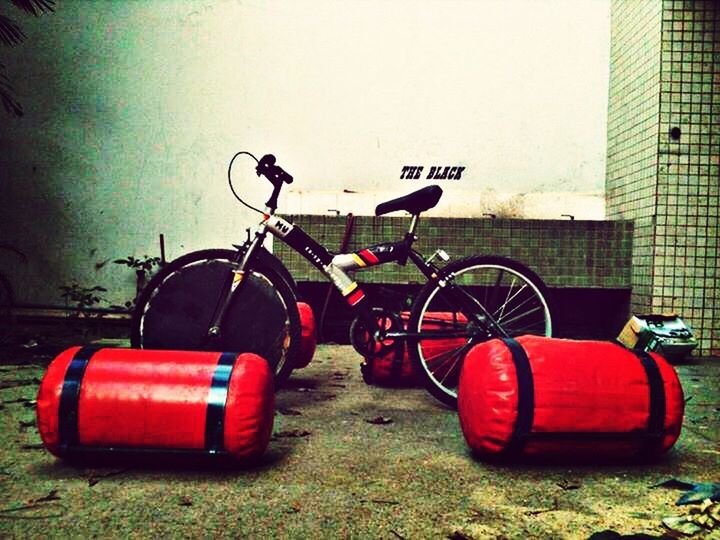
<box><xmin>362</xmin><ymin>312</ymin><xmax>466</xmax><ymax>386</ymax></box>
<box><xmin>36</xmin><ymin>347</ymin><xmax>274</xmax><ymax>461</ymax></box>
<box><xmin>458</xmin><ymin>336</ymin><xmax>684</xmax><ymax>459</ymax></box>
<box><xmin>295</xmin><ymin>302</ymin><xmax>317</xmax><ymax>369</ymax></box>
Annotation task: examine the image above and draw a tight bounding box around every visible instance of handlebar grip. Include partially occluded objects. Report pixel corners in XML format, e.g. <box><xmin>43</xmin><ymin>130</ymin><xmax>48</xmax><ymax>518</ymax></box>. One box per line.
<box><xmin>256</xmin><ymin>154</ymin><xmax>294</xmax><ymax>186</ymax></box>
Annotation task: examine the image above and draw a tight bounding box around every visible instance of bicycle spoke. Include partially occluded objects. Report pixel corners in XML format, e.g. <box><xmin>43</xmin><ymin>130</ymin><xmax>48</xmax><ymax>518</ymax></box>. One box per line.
<box><xmin>492</xmin><ymin>281</ymin><xmax>528</xmax><ymax>321</ymax></box>
<box><xmin>494</xmin><ymin>275</ymin><xmax>518</xmax><ymax>321</ymax></box>
<box><xmin>504</xmin><ymin>320</ymin><xmax>546</xmax><ymax>336</ymax></box>
<box><xmin>493</xmin><ymin>288</ymin><xmax>536</xmax><ymax>324</ymax></box>
<box><xmin>497</xmin><ymin>304</ymin><xmax>544</xmax><ymax>328</ymax></box>
<box><xmin>438</xmin><ymin>343</ymin><xmax>473</xmax><ymax>387</ymax></box>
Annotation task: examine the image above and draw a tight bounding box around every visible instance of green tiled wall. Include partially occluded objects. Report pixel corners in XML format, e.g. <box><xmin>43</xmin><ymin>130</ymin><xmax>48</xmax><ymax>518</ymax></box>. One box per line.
<box><xmin>606</xmin><ymin>0</ymin><xmax>663</xmax><ymax>313</ymax></box>
<box><xmin>655</xmin><ymin>1</ymin><xmax>719</xmax><ymax>356</ymax></box>
<box><xmin>274</xmin><ymin>216</ymin><xmax>633</xmax><ymax>289</ymax></box>
<box><xmin>606</xmin><ymin>0</ymin><xmax>719</xmax><ymax>355</ymax></box>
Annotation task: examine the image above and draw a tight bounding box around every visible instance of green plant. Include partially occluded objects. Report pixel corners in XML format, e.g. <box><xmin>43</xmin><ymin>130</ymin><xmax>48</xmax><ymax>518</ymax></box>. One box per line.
<box><xmin>113</xmin><ymin>255</ymin><xmax>162</xmax><ymax>311</ymax></box>
<box><xmin>58</xmin><ymin>282</ymin><xmax>107</xmax><ymax>312</ymax></box>
<box><xmin>58</xmin><ymin>282</ymin><xmax>108</xmax><ymax>336</ymax></box>
<box><xmin>1</xmin><ymin>0</ymin><xmax>55</xmax><ymax>117</ymax></box>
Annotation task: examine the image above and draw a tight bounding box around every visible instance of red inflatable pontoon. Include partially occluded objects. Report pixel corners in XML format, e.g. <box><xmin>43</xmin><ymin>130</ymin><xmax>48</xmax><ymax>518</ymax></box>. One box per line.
<box><xmin>36</xmin><ymin>347</ymin><xmax>274</xmax><ymax>461</ymax></box>
<box><xmin>362</xmin><ymin>312</ymin><xmax>467</xmax><ymax>387</ymax></box>
<box><xmin>295</xmin><ymin>302</ymin><xmax>317</xmax><ymax>369</ymax></box>
<box><xmin>458</xmin><ymin>336</ymin><xmax>684</xmax><ymax>459</ymax></box>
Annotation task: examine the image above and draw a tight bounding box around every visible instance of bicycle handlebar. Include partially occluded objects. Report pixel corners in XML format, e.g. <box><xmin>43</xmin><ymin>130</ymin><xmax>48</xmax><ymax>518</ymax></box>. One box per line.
<box><xmin>256</xmin><ymin>154</ymin><xmax>293</xmax><ymax>187</ymax></box>
<box><xmin>255</xmin><ymin>154</ymin><xmax>293</xmax><ymax>212</ymax></box>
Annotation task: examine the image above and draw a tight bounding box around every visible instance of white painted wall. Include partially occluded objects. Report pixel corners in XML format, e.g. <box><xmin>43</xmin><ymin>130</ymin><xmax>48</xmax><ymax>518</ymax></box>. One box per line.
<box><xmin>0</xmin><ymin>0</ymin><xmax>610</xmax><ymax>306</ymax></box>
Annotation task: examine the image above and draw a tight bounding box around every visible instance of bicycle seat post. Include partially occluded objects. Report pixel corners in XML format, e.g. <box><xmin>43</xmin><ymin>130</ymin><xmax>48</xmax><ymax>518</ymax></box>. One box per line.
<box><xmin>408</xmin><ymin>214</ymin><xmax>419</xmax><ymax>237</ymax></box>
<box><xmin>405</xmin><ymin>213</ymin><xmax>422</xmax><ymax>244</ymax></box>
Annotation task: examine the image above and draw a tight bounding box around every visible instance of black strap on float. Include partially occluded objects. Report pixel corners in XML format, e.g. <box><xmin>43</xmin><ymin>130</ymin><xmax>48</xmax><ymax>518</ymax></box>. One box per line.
<box><xmin>497</xmin><ymin>338</ymin><xmax>667</xmax><ymax>458</ymax></box>
<box><xmin>501</xmin><ymin>337</ymin><xmax>535</xmax><ymax>456</ymax></box>
<box><xmin>204</xmin><ymin>352</ymin><xmax>240</xmax><ymax>453</ymax></box>
<box><xmin>626</xmin><ymin>347</ymin><xmax>666</xmax><ymax>443</ymax></box>
<box><xmin>58</xmin><ymin>346</ymin><xmax>101</xmax><ymax>451</ymax></box>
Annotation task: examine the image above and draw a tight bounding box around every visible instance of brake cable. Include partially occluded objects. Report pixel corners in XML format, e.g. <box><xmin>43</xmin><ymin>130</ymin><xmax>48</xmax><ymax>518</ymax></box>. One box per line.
<box><xmin>227</xmin><ymin>151</ymin><xmax>264</xmax><ymax>215</ymax></box>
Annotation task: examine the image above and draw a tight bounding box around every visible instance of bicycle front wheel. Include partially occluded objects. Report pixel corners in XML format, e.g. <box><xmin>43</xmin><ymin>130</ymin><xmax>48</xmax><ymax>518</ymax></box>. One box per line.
<box><xmin>408</xmin><ymin>255</ymin><xmax>552</xmax><ymax>408</ymax></box>
<box><xmin>133</xmin><ymin>249</ymin><xmax>300</xmax><ymax>386</ymax></box>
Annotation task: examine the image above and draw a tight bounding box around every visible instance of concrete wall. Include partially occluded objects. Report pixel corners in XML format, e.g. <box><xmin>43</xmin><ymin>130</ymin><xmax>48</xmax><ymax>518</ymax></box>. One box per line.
<box><xmin>0</xmin><ymin>1</ymin><xmax>610</xmax><ymax>308</ymax></box>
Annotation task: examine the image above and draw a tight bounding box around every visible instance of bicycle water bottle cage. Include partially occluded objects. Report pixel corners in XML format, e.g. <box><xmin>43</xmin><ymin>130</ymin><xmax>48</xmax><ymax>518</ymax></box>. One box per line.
<box><xmin>375</xmin><ymin>185</ymin><xmax>443</xmax><ymax>216</ymax></box>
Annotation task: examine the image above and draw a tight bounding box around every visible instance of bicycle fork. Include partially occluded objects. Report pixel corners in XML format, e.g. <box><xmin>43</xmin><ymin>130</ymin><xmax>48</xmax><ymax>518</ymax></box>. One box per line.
<box><xmin>206</xmin><ymin>229</ymin><xmax>267</xmax><ymax>340</ymax></box>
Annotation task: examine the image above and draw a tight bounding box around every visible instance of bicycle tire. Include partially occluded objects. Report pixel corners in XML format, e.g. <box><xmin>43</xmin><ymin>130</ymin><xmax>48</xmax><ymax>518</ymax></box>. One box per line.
<box><xmin>0</xmin><ymin>273</ymin><xmax>14</xmax><ymax>345</ymax></box>
<box><xmin>408</xmin><ymin>255</ymin><xmax>552</xmax><ymax>408</ymax></box>
<box><xmin>131</xmin><ymin>248</ymin><xmax>301</xmax><ymax>386</ymax></box>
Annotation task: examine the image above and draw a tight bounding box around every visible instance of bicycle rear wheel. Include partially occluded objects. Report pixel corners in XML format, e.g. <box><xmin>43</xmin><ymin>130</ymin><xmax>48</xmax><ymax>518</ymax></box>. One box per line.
<box><xmin>408</xmin><ymin>255</ymin><xmax>552</xmax><ymax>408</ymax></box>
<box><xmin>133</xmin><ymin>249</ymin><xmax>300</xmax><ymax>386</ymax></box>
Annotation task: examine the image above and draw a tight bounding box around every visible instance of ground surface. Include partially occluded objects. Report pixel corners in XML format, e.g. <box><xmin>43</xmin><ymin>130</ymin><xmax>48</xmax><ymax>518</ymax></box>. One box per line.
<box><xmin>0</xmin><ymin>325</ymin><xmax>718</xmax><ymax>539</ymax></box>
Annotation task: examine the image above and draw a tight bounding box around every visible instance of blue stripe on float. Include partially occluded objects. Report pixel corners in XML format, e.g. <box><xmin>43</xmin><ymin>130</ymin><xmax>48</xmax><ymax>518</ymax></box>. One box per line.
<box><xmin>58</xmin><ymin>347</ymin><xmax>101</xmax><ymax>452</ymax></box>
<box><xmin>204</xmin><ymin>352</ymin><xmax>240</xmax><ymax>453</ymax></box>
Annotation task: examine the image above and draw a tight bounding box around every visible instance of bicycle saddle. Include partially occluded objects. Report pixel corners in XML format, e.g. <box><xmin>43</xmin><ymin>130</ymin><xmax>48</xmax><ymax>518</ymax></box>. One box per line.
<box><xmin>375</xmin><ymin>185</ymin><xmax>443</xmax><ymax>216</ymax></box>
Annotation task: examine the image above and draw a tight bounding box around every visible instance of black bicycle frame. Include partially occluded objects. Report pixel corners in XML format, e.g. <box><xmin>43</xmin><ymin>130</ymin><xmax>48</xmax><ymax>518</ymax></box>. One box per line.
<box><xmin>205</xmin><ymin>210</ymin><xmax>509</xmax><ymax>346</ymax></box>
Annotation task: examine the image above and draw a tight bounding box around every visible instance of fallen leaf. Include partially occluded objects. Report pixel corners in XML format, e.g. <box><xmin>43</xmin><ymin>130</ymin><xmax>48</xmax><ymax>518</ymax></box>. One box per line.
<box><xmin>30</xmin><ymin>490</ymin><xmax>60</xmax><ymax>503</ymax></box>
<box><xmin>556</xmin><ymin>479</ymin><xmax>582</xmax><ymax>491</ymax></box>
<box><xmin>365</xmin><ymin>416</ymin><xmax>393</xmax><ymax>425</ymax></box>
<box><xmin>286</xmin><ymin>502</ymin><xmax>301</xmax><ymax>514</ymax></box>
<box><xmin>447</xmin><ymin>529</ymin><xmax>474</xmax><ymax>540</ymax></box>
<box><xmin>0</xmin><ymin>379</ymin><xmax>40</xmax><ymax>390</ymax></box>
<box><xmin>178</xmin><ymin>496</ymin><xmax>193</xmax><ymax>507</ymax></box>
<box><xmin>662</xmin><ymin>515</ymin><xmax>703</xmax><ymax>535</ymax></box>
<box><xmin>18</xmin><ymin>420</ymin><xmax>35</xmax><ymax>431</ymax></box>
<box><xmin>277</xmin><ymin>408</ymin><xmax>302</xmax><ymax>416</ymax></box>
<box><xmin>273</xmin><ymin>430</ymin><xmax>311</xmax><ymax>439</ymax></box>
<box><xmin>86</xmin><ymin>468</ymin><xmax>127</xmax><ymax>487</ymax></box>
<box><xmin>312</xmin><ymin>393</ymin><xmax>336</xmax><ymax>402</ymax></box>
<box><xmin>1</xmin><ymin>397</ymin><xmax>32</xmax><ymax>406</ymax></box>
<box><xmin>20</xmin><ymin>443</ymin><xmax>44</xmax><ymax>450</ymax></box>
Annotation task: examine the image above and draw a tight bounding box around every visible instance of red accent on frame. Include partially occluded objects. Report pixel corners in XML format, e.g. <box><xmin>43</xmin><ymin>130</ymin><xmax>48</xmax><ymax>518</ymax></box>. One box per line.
<box><xmin>359</xmin><ymin>249</ymin><xmax>380</xmax><ymax>265</ymax></box>
<box><xmin>346</xmin><ymin>289</ymin><xmax>365</xmax><ymax>306</ymax></box>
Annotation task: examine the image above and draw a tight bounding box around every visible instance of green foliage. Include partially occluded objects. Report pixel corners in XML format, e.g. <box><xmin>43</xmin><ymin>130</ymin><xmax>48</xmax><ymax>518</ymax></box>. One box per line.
<box><xmin>111</xmin><ymin>254</ymin><xmax>163</xmax><ymax>312</ymax></box>
<box><xmin>58</xmin><ymin>282</ymin><xmax>107</xmax><ymax>311</ymax></box>
<box><xmin>0</xmin><ymin>0</ymin><xmax>55</xmax><ymax>117</ymax></box>
<box><xmin>58</xmin><ymin>281</ymin><xmax>108</xmax><ymax>335</ymax></box>
<box><xmin>113</xmin><ymin>255</ymin><xmax>162</xmax><ymax>274</ymax></box>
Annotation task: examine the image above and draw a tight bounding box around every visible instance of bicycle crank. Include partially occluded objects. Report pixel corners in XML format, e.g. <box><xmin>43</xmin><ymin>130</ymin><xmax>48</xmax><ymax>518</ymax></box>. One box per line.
<box><xmin>349</xmin><ymin>307</ymin><xmax>404</xmax><ymax>358</ymax></box>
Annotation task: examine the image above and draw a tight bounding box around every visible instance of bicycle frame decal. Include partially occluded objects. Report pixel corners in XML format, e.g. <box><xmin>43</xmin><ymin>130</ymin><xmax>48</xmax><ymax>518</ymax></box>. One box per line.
<box><xmin>331</xmin><ymin>242</ymin><xmax>407</xmax><ymax>272</ymax></box>
<box><xmin>265</xmin><ymin>216</ymin><xmax>294</xmax><ymax>238</ymax></box>
<box><xmin>266</xmin><ymin>216</ymin><xmax>367</xmax><ymax>307</ymax></box>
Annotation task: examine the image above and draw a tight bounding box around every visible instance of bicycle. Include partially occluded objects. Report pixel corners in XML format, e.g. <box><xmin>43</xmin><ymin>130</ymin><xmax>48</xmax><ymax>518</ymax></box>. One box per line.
<box><xmin>131</xmin><ymin>152</ymin><xmax>552</xmax><ymax>408</ymax></box>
